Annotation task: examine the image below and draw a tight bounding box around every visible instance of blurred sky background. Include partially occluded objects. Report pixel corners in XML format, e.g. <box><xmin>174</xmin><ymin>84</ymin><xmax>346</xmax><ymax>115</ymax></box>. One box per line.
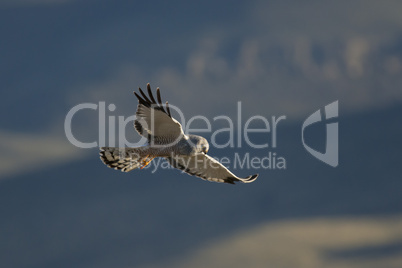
<box><xmin>1</xmin><ymin>0</ymin><xmax>402</xmax><ymax>267</ymax></box>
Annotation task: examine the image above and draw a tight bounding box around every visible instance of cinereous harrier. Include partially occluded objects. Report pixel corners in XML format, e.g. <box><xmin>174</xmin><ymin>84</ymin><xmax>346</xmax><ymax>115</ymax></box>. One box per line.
<box><xmin>100</xmin><ymin>84</ymin><xmax>258</xmax><ymax>184</ymax></box>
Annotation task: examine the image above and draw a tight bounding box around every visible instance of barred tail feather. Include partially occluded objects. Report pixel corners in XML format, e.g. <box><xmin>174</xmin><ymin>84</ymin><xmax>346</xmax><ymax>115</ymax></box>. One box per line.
<box><xmin>99</xmin><ymin>147</ymin><xmax>146</xmax><ymax>172</ymax></box>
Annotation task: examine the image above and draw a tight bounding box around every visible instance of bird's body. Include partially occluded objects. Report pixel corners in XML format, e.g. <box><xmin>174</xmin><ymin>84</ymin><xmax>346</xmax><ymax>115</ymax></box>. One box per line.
<box><xmin>100</xmin><ymin>84</ymin><xmax>258</xmax><ymax>184</ymax></box>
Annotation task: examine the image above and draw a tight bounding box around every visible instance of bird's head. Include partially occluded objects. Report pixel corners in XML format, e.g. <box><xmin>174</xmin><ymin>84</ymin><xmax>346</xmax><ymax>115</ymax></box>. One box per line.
<box><xmin>188</xmin><ymin>135</ymin><xmax>209</xmax><ymax>154</ymax></box>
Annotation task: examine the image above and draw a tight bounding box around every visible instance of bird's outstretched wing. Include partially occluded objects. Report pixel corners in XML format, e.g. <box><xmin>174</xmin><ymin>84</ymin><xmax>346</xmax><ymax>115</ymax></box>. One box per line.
<box><xmin>134</xmin><ymin>83</ymin><xmax>184</xmax><ymax>144</ymax></box>
<box><xmin>165</xmin><ymin>153</ymin><xmax>258</xmax><ymax>184</ymax></box>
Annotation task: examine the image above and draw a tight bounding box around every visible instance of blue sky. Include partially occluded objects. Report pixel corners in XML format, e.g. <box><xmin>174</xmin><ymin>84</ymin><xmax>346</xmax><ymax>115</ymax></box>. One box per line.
<box><xmin>1</xmin><ymin>1</ymin><xmax>402</xmax><ymax>267</ymax></box>
<box><xmin>2</xmin><ymin>0</ymin><xmax>402</xmax><ymax>177</ymax></box>
<box><xmin>2</xmin><ymin>0</ymin><xmax>402</xmax><ymax>132</ymax></box>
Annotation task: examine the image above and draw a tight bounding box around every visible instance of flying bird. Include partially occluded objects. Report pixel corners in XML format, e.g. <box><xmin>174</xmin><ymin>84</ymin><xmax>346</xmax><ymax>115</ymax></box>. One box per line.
<box><xmin>100</xmin><ymin>83</ymin><xmax>258</xmax><ymax>184</ymax></box>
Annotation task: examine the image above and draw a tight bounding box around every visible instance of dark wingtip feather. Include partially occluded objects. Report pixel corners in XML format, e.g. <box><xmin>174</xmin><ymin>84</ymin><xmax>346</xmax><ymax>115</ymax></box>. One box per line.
<box><xmin>134</xmin><ymin>83</ymin><xmax>172</xmax><ymax>117</ymax></box>
<box><xmin>166</xmin><ymin>101</ymin><xmax>171</xmax><ymax>117</ymax></box>
<box><xmin>244</xmin><ymin>174</ymin><xmax>259</xmax><ymax>183</ymax></box>
<box><xmin>147</xmin><ymin>83</ymin><xmax>157</xmax><ymax>103</ymax></box>
<box><xmin>134</xmin><ymin>92</ymin><xmax>150</xmax><ymax>107</ymax></box>
<box><xmin>156</xmin><ymin>87</ymin><xmax>163</xmax><ymax>105</ymax></box>
<box><xmin>139</xmin><ymin>87</ymin><xmax>152</xmax><ymax>104</ymax></box>
<box><xmin>156</xmin><ymin>87</ymin><xmax>166</xmax><ymax>113</ymax></box>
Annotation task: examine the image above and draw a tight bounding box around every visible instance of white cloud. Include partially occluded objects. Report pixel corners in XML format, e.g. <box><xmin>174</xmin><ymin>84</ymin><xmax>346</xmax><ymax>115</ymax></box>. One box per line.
<box><xmin>0</xmin><ymin>131</ymin><xmax>87</xmax><ymax>180</ymax></box>
<box><xmin>62</xmin><ymin>0</ymin><xmax>402</xmax><ymax>128</ymax></box>
<box><xmin>68</xmin><ymin>30</ymin><xmax>402</xmax><ymax>127</ymax></box>
<box><xmin>142</xmin><ymin>215</ymin><xmax>402</xmax><ymax>268</ymax></box>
